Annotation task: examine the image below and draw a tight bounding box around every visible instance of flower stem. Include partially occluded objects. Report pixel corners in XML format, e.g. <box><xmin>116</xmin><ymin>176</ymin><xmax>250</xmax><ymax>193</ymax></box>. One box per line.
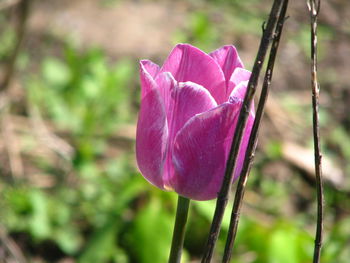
<box><xmin>168</xmin><ymin>196</ymin><xmax>190</xmax><ymax>263</ymax></box>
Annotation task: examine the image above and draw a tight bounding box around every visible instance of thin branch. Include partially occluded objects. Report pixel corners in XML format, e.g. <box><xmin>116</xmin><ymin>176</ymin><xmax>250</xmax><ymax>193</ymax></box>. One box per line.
<box><xmin>222</xmin><ymin>1</ymin><xmax>289</xmax><ymax>262</ymax></box>
<box><xmin>29</xmin><ymin>106</ymin><xmax>75</xmax><ymax>161</ymax></box>
<box><xmin>201</xmin><ymin>1</ymin><xmax>284</xmax><ymax>262</ymax></box>
<box><xmin>1</xmin><ymin>112</ymin><xmax>24</xmax><ymax>177</ymax></box>
<box><xmin>168</xmin><ymin>196</ymin><xmax>190</xmax><ymax>263</ymax></box>
<box><xmin>0</xmin><ymin>0</ymin><xmax>31</xmax><ymax>179</ymax></box>
<box><xmin>0</xmin><ymin>0</ymin><xmax>30</xmax><ymax>92</ymax></box>
<box><xmin>0</xmin><ymin>226</ymin><xmax>27</xmax><ymax>263</ymax></box>
<box><xmin>307</xmin><ymin>0</ymin><xmax>324</xmax><ymax>262</ymax></box>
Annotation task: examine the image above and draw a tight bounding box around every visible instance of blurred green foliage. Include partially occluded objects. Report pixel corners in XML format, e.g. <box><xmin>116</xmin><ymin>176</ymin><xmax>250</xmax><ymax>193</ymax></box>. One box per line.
<box><xmin>38</xmin><ymin>48</ymin><xmax>133</xmax><ymax>129</ymax></box>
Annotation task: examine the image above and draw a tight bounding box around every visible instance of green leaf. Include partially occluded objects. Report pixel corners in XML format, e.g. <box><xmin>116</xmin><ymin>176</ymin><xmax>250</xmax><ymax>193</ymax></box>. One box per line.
<box><xmin>128</xmin><ymin>198</ymin><xmax>173</xmax><ymax>263</ymax></box>
<box><xmin>265</xmin><ymin>140</ymin><xmax>282</xmax><ymax>159</ymax></box>
<box><xmin>194</xmin><ymin>200</ymin><xmax>232</xmax><ymax>230</ymax></box>
<box><xmin>55</xmin><ymin>226</ymin><xmax>83</xmax><ymax>254</ymax></box>
<box><xmin>43</xmin><ymin>58</ymin><xmax>70</xmax><ymax>87</ymax></box>
<box><xmin>268</xmin><ymin>228</ymin><xmax>298</xmax><ymax>263</ymax></box>
<box><xmin>29</xmin><ymin>190</ymin><xmax>51</xmax><ymax>239</ymax></box>
<box><xmin>78</xmin><ymin>217</ymin><xmax>119</xmax><ymax>263</ymax></box>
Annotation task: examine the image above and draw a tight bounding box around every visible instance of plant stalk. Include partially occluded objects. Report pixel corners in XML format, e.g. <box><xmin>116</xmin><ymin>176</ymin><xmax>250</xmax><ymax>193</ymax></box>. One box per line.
<box><xmin>168</xmin><ymin>196</ymin><xmax>190</xmax><ymax>263</ymax></box>
<box><xmin>200</xmin><ymin>1</ymin><xmax>284</xmax><ymax>262</ymax></box>
<box><xmin>222</xmin><ymin>1</ymin><xmax>289</xmax><ymax>262</ymax></box>
<box><xmin>307</xmin><ymin>0</ymin><xmax>324</xmax><ymax>262</ymax></box>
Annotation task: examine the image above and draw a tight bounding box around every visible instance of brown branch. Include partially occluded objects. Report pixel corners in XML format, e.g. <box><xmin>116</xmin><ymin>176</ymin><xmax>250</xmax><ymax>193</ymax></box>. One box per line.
<box><xmin>222</xmin><ymin>1</ymin><xmax>289</xmax><ymax>262</ymax></box>
<box><xmin>29</xmin><ymin>106</ymin><xmax>75</xmax><ymax>161</ymax></box>
<box><xmin>0</xmin><ymin>227</ymin><xmax>27</xmax><ymax>263</ymax></box>
<box><xmin>1</xmin><ymin>112</ymin><xmax>24</xmax><ymax>177</ymax></box>
<box><xmin>0</xmin><ymin>0</ymin><xmax>30</xmax><ymax>92</ymax></box>
<box><xmin>200</xmin><ymin>0</ymin><xmax>284</xmax><ymax>262</ymax></box>
<box><xmin>307</xmin><ymin>0</ymin><xmax>324</xmax><ymax>262</ymax></box>
<box><xmin>0</xmin><ymin>0</ymin><xmax>31</xmax><ymax>179</ymax></box>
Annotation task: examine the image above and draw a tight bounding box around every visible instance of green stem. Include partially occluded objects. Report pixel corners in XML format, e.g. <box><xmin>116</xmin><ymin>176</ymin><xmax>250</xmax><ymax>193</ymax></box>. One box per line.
<box><xmin>168</xmin><ymin>196</ymin><xmax>190</xmax><ymax>263</ymax></box>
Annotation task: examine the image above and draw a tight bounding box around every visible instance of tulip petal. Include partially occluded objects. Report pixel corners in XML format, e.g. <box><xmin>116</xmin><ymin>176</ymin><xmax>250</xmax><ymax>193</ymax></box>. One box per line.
<box><xmin>209</xmin><ymin>45</ymin><xmax>244</xmax><ymax>88</ymax></box>
<box><xmin>171</xmin><ymin>102</ymin><xmax>254</xmax><ymax>200</ymax></box>
<box><xmin>141</xmin><ymin>59</ymin><xmax>160</xmax><ymax>78</ymax></box>
<box><xmin>229</xmin><ymin>80</ymin><xmax>255</xmax><ymax>114</ymax></box>
<box><xmin>140</xmin><ymin>60</ymin><xmax>159</xmax><ymax>99</ymax></box>
<box><xmin>229</xmin><ymin>81</ymin><xmax>248</xmax><ymax>103</ymax></box>
<box><xmin>235</xmin><ymin>112</ymin><xmax>254</xmax><ymax>183</ymax></box>
<box><xmin>154</xmin><ymin>72</ymin><xmax>218</xmax><ymax>142</ymax></box>
<box><xmin>160</xmin><ymin>43</ymin><xmax>226</xmax><ymax>104</ymax></box>
<box><xmin>230</xmin><ymin>67</ymin><xmax>251</xmax><ymax>87</ymax></box>
<box><xmin>167</xmin><ymin>81</ymin><xmax>218</xmax><ymax>139</ymax></box>
<box><xmin>154</xmin><ymin>72</ymin><xmax>177</xmax><ymax>120</ymax></box>
<box><xmin>136</xmin><ymin>87</ymin><xmax>168</xmax><ymax>190</ymax></box>
<box><xmin>161</xmin><ymin>80</ymin><xmax>218</xmax><ymax>187</ymax></box>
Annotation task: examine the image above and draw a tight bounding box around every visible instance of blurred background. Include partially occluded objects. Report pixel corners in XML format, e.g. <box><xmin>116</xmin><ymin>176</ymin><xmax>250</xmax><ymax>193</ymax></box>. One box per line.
<box><xmin>0</xmin><ymin>0</ymin><xmax>349</xmax><ymax>262</ymax></box>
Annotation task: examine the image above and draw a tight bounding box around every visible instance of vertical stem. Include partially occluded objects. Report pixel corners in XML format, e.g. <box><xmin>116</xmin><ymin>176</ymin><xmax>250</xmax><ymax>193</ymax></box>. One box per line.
<box><xmin>222</xmin><ymin>1</ymin><xmax>289</xmax><ymax>262</ymax></box>
<box><xmin>307</xmin><ymin>0</ymin><xmax>324</xmax><ymax>263</ymax></box>
<box><xmin>168</xmin><ymin>196</ymin><xmax>190</xmax><ymax>263</ymax></box>
<box><xmin>201</xmin><ymin>1</ymin><xmax>284</xmax><ymax>262</ymax></box>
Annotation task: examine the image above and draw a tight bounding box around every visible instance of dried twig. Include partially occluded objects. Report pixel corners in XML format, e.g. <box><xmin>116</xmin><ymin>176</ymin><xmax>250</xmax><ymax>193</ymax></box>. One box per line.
<box><xmin>201</xmin><ymin>1</ymin><xmax>284</xmax><ymax>261</ymax></box>
<box><xmin>1</xmin><ymin>112</ymin><xmax>23</xmax><ymax>177</ymax></box>
<box><xmin>29</xmin><ymin>106</ymin><xmax>74</xmax><ymax>161</ymax></box>
<box><xmin>307</xmin><ymin>0</ymin><xmax>324</xmax><ymax>262</ymax></box>
<box><xmin>0</xmin><ymin>0</ymin><xmax>30</xmax><ymax>92</ymax></box>
<box><xmin>222</xmin><ymin>1</ymin><xmax>289</xmax><ymax>262</ymax></box>
<box><xmin>0</xmin><ymin>227</ymin><xmax>27</xmax><ymax>263</ymax></box>
<box><xmin>0</xmin><ymin>0</ymin><xmax>31</xmax><ymax>178</ymax></box>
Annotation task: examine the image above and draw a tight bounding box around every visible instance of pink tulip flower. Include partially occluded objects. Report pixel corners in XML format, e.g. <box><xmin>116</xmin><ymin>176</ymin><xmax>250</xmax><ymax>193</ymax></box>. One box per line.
<box><xmin>136</xmin><ymin>44</ymin><xmax>255</xmax><ymax>201</ymax></box>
